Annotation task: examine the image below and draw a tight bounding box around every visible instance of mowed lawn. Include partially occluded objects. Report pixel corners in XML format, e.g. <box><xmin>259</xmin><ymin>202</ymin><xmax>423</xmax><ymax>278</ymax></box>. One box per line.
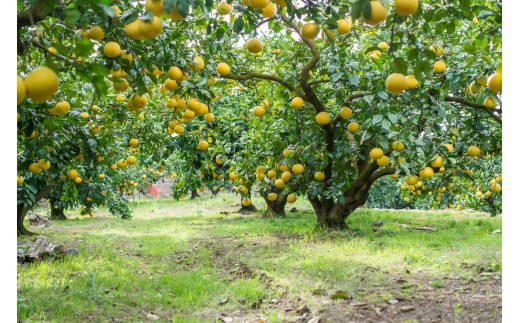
<box><xmin>17</xmin><ymin>193</ymin><xmax>502</xmax><ymax>322</ymax></box>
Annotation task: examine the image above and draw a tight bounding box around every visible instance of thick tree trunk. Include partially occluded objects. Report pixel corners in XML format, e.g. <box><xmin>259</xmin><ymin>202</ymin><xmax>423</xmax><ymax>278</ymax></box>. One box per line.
<box><xmin>50</xmin><ymin>197</ymin><xmax>66</xmax><ymax>220</ymax></box>
<box><xmin>310</xmin><ymin>188</ymin><xmax>370</xmax><ymax>230</ymax></box>
<box><xmin>190</xmin><ymin>189</ymin><xmax>200</xmax><ymax>199</ymax></box>
<box><xmin>17</xmin><ymin>186</ymin><xmax>53</xmax><ymax>236</ymax></box>
<box><xmin>17</xmin><ymin>204</ymin><xmax>33</xmax><ymax>236</ymax></box>
<box><xmin>262</xmin><ymin>192</ymin><xmax>287</xmax><ymax>218</ymax></box>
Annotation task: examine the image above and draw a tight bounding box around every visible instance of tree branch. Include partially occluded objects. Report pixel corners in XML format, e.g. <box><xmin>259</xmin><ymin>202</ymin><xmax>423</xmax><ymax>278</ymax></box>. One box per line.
<box><xmin>445</xmin><ymin>96</ymin><xmax>502</xmax><ymax>125</ymax></box>
<box><xmin>218</xmin><ymin>72</ymin><xmax>296</xmax><ymax>92</ymax></box>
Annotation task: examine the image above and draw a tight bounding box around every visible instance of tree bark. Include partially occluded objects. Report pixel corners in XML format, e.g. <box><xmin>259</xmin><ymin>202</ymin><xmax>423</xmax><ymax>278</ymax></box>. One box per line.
<box><xmin>238</xmin><ymin>203</ymin><xmax>257</xmax><ymax>213</ymax></box>
<box><xmin>262</xmin><ymin>192</ymin><xmax>287</xmax><ymax>218</ymax></box>
<box><xmin>17</xmin><ymin>186</ymin><xmax>53</xmax><ymax>236</ymax></box>
<box><xmin>210</xmin><ymin>187</ymin><xmax>220</xmax><ymax>197</ymax></box>
<box><xmin>190</xmin><ymin>189</ymin><xmax>200</xmax><ymax>199</ymax></box>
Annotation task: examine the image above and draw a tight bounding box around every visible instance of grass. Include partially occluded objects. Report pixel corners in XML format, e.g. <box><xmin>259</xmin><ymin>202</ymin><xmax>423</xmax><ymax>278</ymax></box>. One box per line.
<box><xmin>17</xmin><ymin>193</ymin><xmax>502</xmax><ymax>322</ymax></box>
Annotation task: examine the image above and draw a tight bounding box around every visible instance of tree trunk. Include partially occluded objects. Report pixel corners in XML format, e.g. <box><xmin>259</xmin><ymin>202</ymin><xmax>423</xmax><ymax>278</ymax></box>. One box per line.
<box><xmin>17</xmin><ymin>186</ymin><xmax>53</xmax><ymax>236</ymax></box>
<box><xmin>238</xmin><ymin>203</ymin><xmax>257</xmax><ymax>213</ymax></box>
<box><xmin>210</xmin><ymin>187</ymin><xmax>220</xmax><ymax>197</ymax></box>
<box><xmin>310</xmin><ymin>188</ymin><xmax>370</xmax><ymax>230</ymax></box>
<box><xmin>262</xmin><ymin>192</ymin><xmax>287</xmax><ymax>218</ymax></box>
<box><xmin>190</xmin><ymin>189</ymin><xmax>200</xmax><ymax>199</ymax></box>
<box><xmin>50</xmin><ymin>198</ymin><xmax>66</xmax><ymax>220</ymax></box>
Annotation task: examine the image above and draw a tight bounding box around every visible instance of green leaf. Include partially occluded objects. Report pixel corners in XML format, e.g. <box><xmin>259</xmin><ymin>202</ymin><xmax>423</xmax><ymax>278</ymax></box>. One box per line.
<box><xmin>361</xmin><ymin>0</ymin><xmax>372</xmax><ymax>20</ymax></box>
<box><xmin>393</xmin><ymin>57</ymin><xmax>408</xmax><ymax>74</ymax></box>
<box><xmin>233</xmin><ymin>17</ymin><xmax>244</xmax><ymax>33</ymax></box>
<box><xmin>164</xmin><ymin>0</ymin><xmax>177</xmax><ymax>14</ymax></box>
<box><xmin>347</xmin><ymin>74</ymin><xmax>360</xmax><ymax>86</ymax></box>
<box><xmin>62</xmin><ymin>8</ymin><xmax>81</xmax><ymax>24</ymax></box>
<box><xmin>388</xmin><ymin>113</ymin><xmax>398</xmax><ymax>124</ymax></box>
<box><xmin>464</xmin><ymin>56</ymin><xmax>477</xmax><ymax>68</ymax></box>
<box><xmin>351</xmin><ymin>1</ymin><xmax>362</xmax><ymax>20</ymax></box>
<box><xmin>176</xmin><ymin>0</ymin><xmax>190</xmax><ymax>18</ymax></box>
<box><xmin>462</xmin><ymin>43</ymin><xmax>478</xmax><ymax>54</ymax></box>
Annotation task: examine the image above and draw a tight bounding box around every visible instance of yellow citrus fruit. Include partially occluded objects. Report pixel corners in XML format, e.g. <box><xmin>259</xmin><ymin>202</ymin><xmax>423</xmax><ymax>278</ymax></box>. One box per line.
<box><xmin>405</xmin><ymin>75</ymin><xmax>419</xmax><ymax>88</ymax></box>
<box><xmin>392</xmin><ymin>141</ymin><xmax>405</xmax><ymax>151</ymax></box>
<box><xmin>484</xmin><ymin>97</ymin><xmax>496</xmax><ymax>108</ymax></box>
<box><xmin>467</xmin><ymin>145</ymin><xmax>480</xmax><ymax>156</ymax></box>
<box><xmin>131</xmin><ymin>93</ymin><xmax>148</xmax><ymax>109</ymax></box>
<box><xmin>262</xmin><ymin>2</ymin><xmax>277</xmax><ymax>17</ymax></box>
<box><xmin>339</xmin><ymin>107</ymin><xmax>352</xmax><ymax>119</ymax></box>
<box><xmin>268</xmin><ymin>192</ymin><xmax>277</xmax><ymax>201</ymax></box>
<box><xmin>287</xmin><ymin>193</ymin><xmax>296</xmax><ymax>203</ymax></box>
<box><xmin>88</xmin><ymin>26</ymin><xmax>104</xmax><ymax>40</ymax></box>
<box><xmin>443</xmin><ymin>143</ymin><xmax>454</xmax><ymax>153</ymax></box>
<box><xmin>337</xmin><ymin>19</ymin><xmax>351</xmax><ymax>34</ymax></box>
<box><xmin>48</xmin><ymin>47</ymin><xmax>57</xmax><ymax>54</ymax></box>
<box><xmin>390</xmin><ymin>174</ymin><xmax>398</xmax><ymax>179</ymax></box>
<box><xmin>314</xmin><ymin>172</ymin><xmax>325</xmax><ymax>181</ymax></box>
<box><xmin>17</xmin><ymin>76</ymin><xmax>26</xmax><ymax>104</ymax></box>
<box><xmin>74</xmin><ymin>177</ymin><xmax>82</xmax><ymax>184</ymax></box>
<box><xmin>281</xmin><ymin>171</ymin><xmax>292</xmax><ymax>181</ymax></box>
<box><xmin>67</xmin><ymin>169</ymin><xmax>79</xmax><ymax>179</ymax></box>
<box><xmin>127</xmin><ymin>155</ymin><xmax>137</xmax><ymax>165</ymax></box>
<box><xmin>145</xmin><ymin>0</ymin><xmax>166</xmax><ymax>16</ymax></box>
<box><xmin>419</xmin><ymin>167</ymin><xmax>434</xmax><ymax>179</ymax></box>
<box><xmin>348</xmin><ymin>122</ymin><xmax>359</xmax><ymax>132</ymax></box>
<box><xmin>429</xmin><ymin>44</ymin><xmax>443</xmax><ymax>57</ymax></box>
<box><xmin>168</xmin><ymin>66</ymin><xmax>183</xmax><ymax>81</ymax></box>
<box><xmin>378</xmin><ymin>41</ymin><xmax>389</xmax><ymax>50</ymax></box>
<box><xmin>38</xmin><ymin>159</ymin><xmax>50</xmax><ymax>170</ymax></box>
<box><xmin>205</xmin><ymin>113</ymin><xmax>215</xmax><ymax>122</ymax></box>
<box><xmin>187</xmin><ymin>98</ymin><xmax>202</xmax><ymax>111</ymax></box>
<box><xmin>301</xmin><ymin>23</ymin><xmax>318</xmax><ymax>39</ymax></box>
<box><xmin>433</xmin><ymin>60</ymin><xmax>447</xmax><ymax>73</ymax></box>
<box><xmin>217</xmin><ymin>62</ymin><xmax>230</xmax><ymax>75</ymax></box>
<box><xmin>197</xmin><ymin>140</ymin><xmax>209</xmax><ymax>150</ymax></box>
<box><xmin>103</xmin><ymin>41</ymin><xmax>121</xmax><ymax>57</ymax></box>
<box><xmin>250</xmin><ymin>0</ymin><xmax>269</xmax><ymax>9</ymax></box>
<box><xmin>292</xmin><ymin>164</ymin><xmax>304</xmax><ymax>174</ymax></box>
<box><xmin>113</xmin><ymin>78</ymin><xmax>129</xmax><ymax>92</ymax></box>
<box><xmin>406</xmin><ymin>175</ymin><xmax>419</xmax><ymax>185</ymax></box>
<box><xmin>430</xmin><ymin>156</ymin><xmax>444</xmax><ymax>168</ymax></box>
<box><xmin>173</xmin><ymin>125</ymin><xmax>184</xmax><ymax>134</ymax></box>
<box><xmin>17</xmin><ymin>176</ymin><xmax>24</xmax><ymax>184</ymax></box>
<box><xmin>217</xmin><ymin>1</ymin><xmax>232</xmax><ymax>15</ymax></box>
<box><xmin>29</xmin><ymin>163</ymin><xmax>42</xmax><ymax>173</ymax></box>
<box><xmin>386</xmin><ymin>73</ymin><xmax>407</xmax><ymax>94</ymax></box>
<box><xmin>247</xmin><ymin>38</ymin><xmax>264</xmax><ymax>54</ymax></box>
<box><xmin>253</xmin><ymin>106</ymin><xmax>265</xmax><ymax>117</ymax></box>
<box><xmin>362</xmin><ymin>1</ymin><xmax>387</xmax><ymax>25</ymax></box>
<box><xmin>490</xmin><ymin>183</ymin><xmax>501</xmax><ymax>193</ymax></box>
<box><xmin>140</xmin><ymin>16</ymin><xmax>163</xmax><ymax>38</ymax></box>
<box><xmin>125</xmin><ymin>19</ymin><xmax>143</xmax><ymax>39</ymax></box>
<box><xmin>24</xmin><ymin>67</ymin><xmax>59</xmax><ymax>102</ymax></box>
<box><xmin>370</xmin><ymin>148</ymin><xmax>384</xmax><ymax>159</ymax></box>
<box><xmin>188</xmin><ymin>56</ymin><xmax>205</xmax><ymax>71</ymax></box>
<box><xmin>242</xmin><ymin>197</ymin><xmax>251</xmax><ymax>206</ymax></box>
<box><xmin>394</xmin><ymin>0</ymin><xmax>419</xmax><ymax>16</ymax></box>
<box><xmin>316</xmin><ymin>112</ymin><xmax>330</xmax><ymax>125</ymax></box>
<box><xmin>487</xmin><ymin>73</ymin><xmax>502</xmax><ymax>93</ymax></box>
<box><xmin>183</xmin><ymin>110</ymin><xmax>195</xmax><ymax>121</ymax></box>
<box><xmin>291</xmin><ymin>97</ymin><xmax>304</xmax><ymax>109</ymax></box>
<box><xmin>377</xmin><ymin>155</ymin><xmax>390</xmax><ymax>167</ymax></box>
<box><xmin>275</xmin><ymin>179</ymin><xmax>285</xmax><ymax>188</ymax></box>
<box><xmin>267</xmin><ymin>170</ymin><xmax>276</xmax><ymax>179</ymax></box>
<box><xmin>117</xmin><ymin>159</ymin><xmax>128</xmax><ymax>169</ymax></box>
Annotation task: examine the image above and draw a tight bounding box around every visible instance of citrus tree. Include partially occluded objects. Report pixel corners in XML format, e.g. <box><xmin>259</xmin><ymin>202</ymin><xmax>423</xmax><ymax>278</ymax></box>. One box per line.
<box><xmin>17</xmin><ymin>0</ymin><xmax>502</xmax><ymax>233</ymax></box>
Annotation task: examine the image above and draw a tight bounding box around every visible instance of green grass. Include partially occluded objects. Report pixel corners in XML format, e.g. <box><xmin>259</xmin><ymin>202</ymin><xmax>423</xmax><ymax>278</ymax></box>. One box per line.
<box><xmin>18</xmin><ymin>193</ymin><xmax>502</xmax><ymax>322</ymax></box>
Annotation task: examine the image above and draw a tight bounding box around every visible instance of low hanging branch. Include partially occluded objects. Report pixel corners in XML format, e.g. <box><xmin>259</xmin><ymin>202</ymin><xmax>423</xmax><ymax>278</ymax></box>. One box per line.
<box><xmin>445</xmin><ymin>96</ymin><xmax>502</xmax><ymax>125</ymax></box>
<box><xmin>17</xmin><ymin>0</ymin><xmax>53</xmax><ymax>55</ymax></box>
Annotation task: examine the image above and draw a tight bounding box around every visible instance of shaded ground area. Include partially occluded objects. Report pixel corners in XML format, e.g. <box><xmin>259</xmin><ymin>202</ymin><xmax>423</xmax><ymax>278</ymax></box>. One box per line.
<box><xmin>18</xmin><ymin>194</ymin><xmax>501</xmax><ymax>322</ymax></box>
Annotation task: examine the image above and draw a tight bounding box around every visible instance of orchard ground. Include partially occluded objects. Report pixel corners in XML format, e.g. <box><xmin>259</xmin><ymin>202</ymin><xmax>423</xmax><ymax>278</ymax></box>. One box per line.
<box><xmin>18</xmin><ymin>193</ymin><xmax>501</xmax><ymax>322</ymax></box>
